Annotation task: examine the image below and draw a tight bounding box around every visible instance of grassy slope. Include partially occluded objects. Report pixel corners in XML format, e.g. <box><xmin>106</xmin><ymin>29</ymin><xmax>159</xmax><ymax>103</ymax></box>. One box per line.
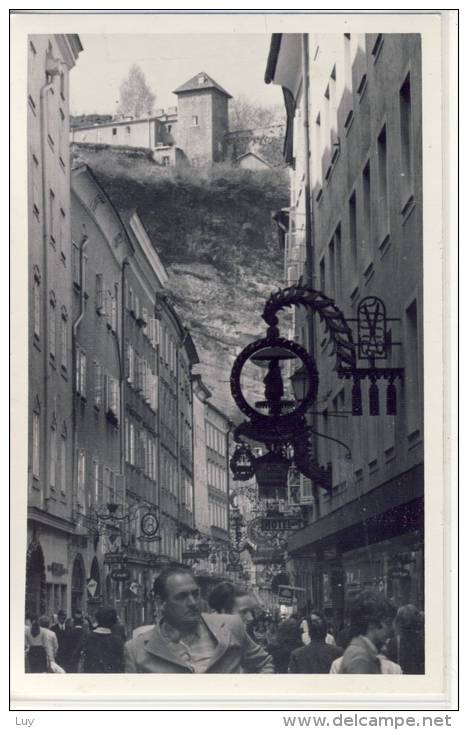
<box><xmin>72</xmin><ymin>144</ymin><xmax>289</xmax><ymax>419</ymax></box>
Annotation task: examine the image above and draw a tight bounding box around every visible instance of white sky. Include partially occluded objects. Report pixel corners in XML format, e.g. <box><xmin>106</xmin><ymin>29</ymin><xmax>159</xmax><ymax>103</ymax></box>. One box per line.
<box><xmin>70</xmin><ymin>34</ymin><xmax>283</xmax><ymax>115</ymax></box>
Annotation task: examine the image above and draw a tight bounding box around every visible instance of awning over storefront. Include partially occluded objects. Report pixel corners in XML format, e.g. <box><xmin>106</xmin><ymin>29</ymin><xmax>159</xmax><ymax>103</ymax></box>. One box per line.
<box><xmin>288</xmin><ymin>464</ymin><xmax>424</xmax><ymax>554</ymax></box>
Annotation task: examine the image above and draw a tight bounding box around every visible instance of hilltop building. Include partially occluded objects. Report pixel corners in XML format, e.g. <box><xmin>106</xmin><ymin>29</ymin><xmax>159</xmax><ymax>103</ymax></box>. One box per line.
<box><xmin>71</xmin><ymin>72</ymin><xmax>232</xmax><ymax>167</ymax></box>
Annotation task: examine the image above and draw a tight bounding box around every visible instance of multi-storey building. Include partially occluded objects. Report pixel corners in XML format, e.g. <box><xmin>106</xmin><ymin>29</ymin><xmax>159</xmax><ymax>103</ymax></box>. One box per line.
<box><xmin>205</xmin><ymin>402</ymin><xmax>231</xmax><ymax>574</ymax></box>
<box><xmin>70</xmin><ymin>164</ymin><xmax>131</xmax><ymax>616</ymax></box>
<box><xmin>266</xmin><ymin>33</ymin><xmax>423</xmax><ymax>624</ymax></box>
<box><xmin>157</xmin><ymin>296</ymin><xmax>199</xmax><ymax>570</ymax></box>
<box><xmin>70</xmin><ymin>163</ymin><xmax>203</xmax><ymax>632</ymax></box>
<box><xmin>70</xmin><ymin>72</ymin><xmax>232</xmax><ymax>168</ymax></box>
<box><xmin>26</xmin><ymin>34</ymin><xmax>82</xmax><ymax>619</ymax></box>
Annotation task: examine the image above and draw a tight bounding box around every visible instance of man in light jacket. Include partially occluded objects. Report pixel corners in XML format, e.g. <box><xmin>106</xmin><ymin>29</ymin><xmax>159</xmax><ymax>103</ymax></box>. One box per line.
<box><xmin>124</xmin><ymin>567</ymin><xmax>274</xmax><ymax>674</ymax></box>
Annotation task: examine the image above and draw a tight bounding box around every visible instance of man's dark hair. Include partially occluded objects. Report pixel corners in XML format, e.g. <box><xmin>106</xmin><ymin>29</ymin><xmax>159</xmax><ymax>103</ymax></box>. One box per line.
<box><xmin>348</xmin><ymin>591</ymin><xmax>396</xmax><ymax>637</ymax></box>
<box><xmin>95</xmin><ymin>606</ymin><xmax>118</xmax><ymax>629</ymax></box>
<box><xmin>73</xmin><ymin>610</ymin><xmax>84</xmax><ymax>627</ymax></box>
<box><xmin>208</xmin><ymin>581</ymin><xmax>249</xmax><ymax>614</ymax></box>
<box><xmin>152</xmin><ymin>566</ymin><xmax>196</xmax><ymax>601</ymax></box>
<box><xmin>307</xmin><ymin>611</ymin><xmax>328</xmax><ymax>642</ymax></box>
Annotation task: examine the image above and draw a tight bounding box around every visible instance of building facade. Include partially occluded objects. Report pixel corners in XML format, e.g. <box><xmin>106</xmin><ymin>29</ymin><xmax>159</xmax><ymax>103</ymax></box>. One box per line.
<box><xmin>26</xmin><ymin>33</ymin><xmax>83</xmax><ymax>619</ymax></box>
<box><xmin>70</xmin><ymin>164</ymin><xmax>131</xmax><ymax>617</ymax></box>
<box><xmin>266</xmin><ymin>33</ymin><xmax>423</xmax><ymax>624</ymax></box>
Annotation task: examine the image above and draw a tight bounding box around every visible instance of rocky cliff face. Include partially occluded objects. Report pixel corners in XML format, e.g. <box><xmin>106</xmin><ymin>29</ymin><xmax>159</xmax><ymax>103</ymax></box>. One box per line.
<box><xmin>72</xmin><ymin>144</ymin><xmax>289</xmax><ymax>420</ymax></box>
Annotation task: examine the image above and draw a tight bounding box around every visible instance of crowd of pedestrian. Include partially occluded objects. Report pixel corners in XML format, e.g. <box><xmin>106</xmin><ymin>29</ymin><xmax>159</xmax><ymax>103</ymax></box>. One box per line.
<box><xmin>25</xmin><ymin>568</ymin><xmax>425</xmax><ymax>676</ymax></box>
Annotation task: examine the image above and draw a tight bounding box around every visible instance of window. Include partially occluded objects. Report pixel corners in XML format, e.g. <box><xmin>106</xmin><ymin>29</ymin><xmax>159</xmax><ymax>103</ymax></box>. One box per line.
<box><xmin>72</xmin><ymin>242</ymin><xmax>80</xmax><ymax>286</ymax></box>
<box><xmin>349</xmin><ymin>191</ymin><xmax>357</xmax><ymax>276</ymax></box>
<box><xmin>319</xmin><ymin>257</ymin><xmax>326</xmax><ymax>293</ymax></box>
<box><xmin>162</xmin><ymin>156</ymin><xmax>170</xmax><ymax>167</ymax></box>
<box><xmin>49</xmin><ymin>420</ymin><xmax>57</xmax><ymax>490</ymax></box>
<box><xmin>105</xmin><ymin>374</ymin><xmax>120</xmax><ymax>419</ymax></box>
<box><xmin>399</xmin><ymin>73</ymin><xmax>413</xmax><ymax>206</ymax></box>
<box><xmin>93</xmin><ymin>460</ymin><xmax>100</xmax><ymax>507</ymax></box>
<box><xmin>129</xmin><ymin>423</ymin><xmax>135</xmax><ymax>465</ymax></box>
<box><xmin>33</xmin><ymin>267</ymin><xmax>41</xmax><ymax>339</ymax></box>
<box><xmin>94</xmin><ymin>361</ymin><xmax>103</xmax><ymax>408</ymax></box>
<box><xmin>333</xmin><ymin>224</ymin><xmax>342</xmax><ymax>302</ymax></box>
<box><xmin>377</xmin><ymin>125</ymin><xmax>389</xmax><ymax>239</ymax></box>
<box><xmin>60</xmin><ymin>308</ymin><xmax>68</xmax><ymax>371</ymax></box>
<box><xmin>167</xmin><ymin>124</ymin><xmax>172</xmax><ymax>133</ymax></box>
<box><xmin>126</xmin><ymin>126</ymin><xmax>131</xmax><ymax>133</ymax></box>
<box><xmin>328</xmin><ymin>236</ymin><xmax>335</xmax><ymax>298</ymax></box>
<box><xmin>405</xmin><ymin>300</ymin><xmax>420</xmax><ymax>436</ymax></box>
<box><xmin>77</xmin><ymin>449</ymin><xmax>86</xmax><ymax>512</ymax></box>
<box><xmin>110</xmin><ymin>287</ymin><xmax>117</xmax><ymax>331</ymax></box>
<box><xmin>49</xmin><ymin>189</ymin><xmax>56</xmax><ymax>244</ymax></box>
<box><xmin>32</xmin><ymin>405</ymin><xmax>40</xmax><ymax>479</ymax></box>
<box><xmin>96</xmin><ymin>274</ymin><xmax>104</xmax><ymax>314</ymax></box>
<box><xmin>112</xmin><ymin>128</ymin><xmax>117</xmax><ymax>136</ymax></box>
<box><xmin>49</xmin><ymin>292</ymin><xmax>56</xmax><ymax>361</ymax></box>
<box><xmin>344</xmin><ymin>34</ymin><xmax>353</xmax><ymax>92</ymax></box>
<box><xmin>371</xmin><ymin>33</ymin><xmax>384</xmax><ymax>63</ymax></box>
<box><xmin>329</xmin><ymin>66</ymin><xmax>338</xmax><ymax>156</ymax></box>
<box><xmin>192</xmin><ymin>115</ymin><xmax>199</xmax><ymax>126</ymax></box>
<box><xmin>362</xmin><ymin>161</ymin><xmax>371</xmax><ymax>259</ymax></box>
<box><xmin>198</xmin><ymin>74</ymin><xmax>206</xmax><ymax>85</ymax></box>
<box><xmin>60</xmin><ymin>428</ymin><xmax>67</xmax><ymax>494</ymax></box>
<box><xmin>76</xmin><ymin>348</ymin><xmax>86</xmax><ymax>397</ymax></box>
<box><xmin>60</xmin><ymin>72</ymin><xmax>65</xmax><ymax>100</ymax></box>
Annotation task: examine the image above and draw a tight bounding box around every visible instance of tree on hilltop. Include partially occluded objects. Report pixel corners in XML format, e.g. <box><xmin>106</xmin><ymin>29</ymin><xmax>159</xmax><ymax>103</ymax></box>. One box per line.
<box><xmin>229</xmin><ymin>95</ymin><xmax>284</xmax><ymax>132</ymax></box>
<box><xmin>118</xmin><ymin>64</ymin><xmax>156</xmax><ymax>119</ymax></box>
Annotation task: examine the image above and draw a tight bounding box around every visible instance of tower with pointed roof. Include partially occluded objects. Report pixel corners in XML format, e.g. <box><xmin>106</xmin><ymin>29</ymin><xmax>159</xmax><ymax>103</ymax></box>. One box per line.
<box><xmin>173</xmin><ymin>71</ymin><xmax>232</xmax><ymax>166</ymax></box>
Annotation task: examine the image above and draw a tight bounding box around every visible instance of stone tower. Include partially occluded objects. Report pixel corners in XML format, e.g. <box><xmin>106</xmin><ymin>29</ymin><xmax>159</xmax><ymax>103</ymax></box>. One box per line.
<box><xmin>173</xmin><ymin>72</ymin><xmax>232</xmax><ymax>166</ymax></box>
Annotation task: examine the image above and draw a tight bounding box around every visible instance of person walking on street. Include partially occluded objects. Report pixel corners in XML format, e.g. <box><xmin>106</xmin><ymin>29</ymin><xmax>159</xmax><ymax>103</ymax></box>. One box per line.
<box><xmin>38</xmin><ymin>616</ymin><xmax>59</xmax><ymax>665</ymax></box>
<box><xmin>339</xmin><ymin>591</ymin><xmax>397</xmax><ymax>674</ymax></box>
<box><xmin>268</xmin><ymin>617</ymin><xmax>303</xmax><ymax>673</ymax></box>
<box><xmin>386</xmin><ymin>604</ymin><xmax>425</xmax><ymax>675</ymax></box>
<box><xmin>65</xmin><ymin>611</ymin><xmax>87</xmax><ymax>672</ymax></box>
<box><xmin>79</xmin><ymin>606</ymin><xmax>125</xmax><ymax>673</ymax></box>
<box><xmin>289</xmin><ymin>612</ymin><xmax>343</xmax><ymax>673</ymax></box>
<box><xmin>25</xmin><ymin>617</ymin><xmax>49</xmax><ymax>673</ymax></box>
<box><xmin>124</xmin><ymin>566</ymin><xmax>274</xmax><ymax>673</ymax></box>
<box><xmin>208</xmin><ymin>581</ymin><xmax>257</xmax><ymax>627</ymax></box>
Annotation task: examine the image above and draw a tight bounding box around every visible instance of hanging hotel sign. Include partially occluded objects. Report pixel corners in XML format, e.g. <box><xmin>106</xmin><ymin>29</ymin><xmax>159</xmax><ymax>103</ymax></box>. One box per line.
<box><xmin>260</xmin><ymin>515</ymin><xmax>304</xmax><ymax>532</ymax></box>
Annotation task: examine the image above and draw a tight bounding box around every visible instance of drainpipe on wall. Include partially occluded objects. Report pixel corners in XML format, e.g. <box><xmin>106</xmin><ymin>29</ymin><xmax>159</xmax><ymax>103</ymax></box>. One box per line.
<box><xmin>301</xmin><ymin>34</ymin><xmax>320</xmax><ymax>521</ymax></box>
<box><xmin>71</xmin><ymin>227</ymin><xmax>89</xmax><ymax>519</ymax></box>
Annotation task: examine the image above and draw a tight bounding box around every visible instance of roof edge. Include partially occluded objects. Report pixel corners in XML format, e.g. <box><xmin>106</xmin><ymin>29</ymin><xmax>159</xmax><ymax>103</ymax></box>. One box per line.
<box><xmin>265</xmin><ymin>34</ymin><xmax>283</xmax><ymax>84</ymax></box>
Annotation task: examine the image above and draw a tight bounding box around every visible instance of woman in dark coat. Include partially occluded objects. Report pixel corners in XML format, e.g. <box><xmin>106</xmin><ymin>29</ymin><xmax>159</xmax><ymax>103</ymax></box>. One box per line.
<box><xmin>80</xmin><ymin>606</ymin><xmax>125</xmax><ymax>673</ymax></box>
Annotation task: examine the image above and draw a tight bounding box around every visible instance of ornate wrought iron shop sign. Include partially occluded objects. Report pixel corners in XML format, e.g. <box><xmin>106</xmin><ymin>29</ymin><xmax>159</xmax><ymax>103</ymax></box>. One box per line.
<box><xmin>230</xmin><ymin>284</ymin><xmax>403</xmax><ymax>499</ymax></box>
